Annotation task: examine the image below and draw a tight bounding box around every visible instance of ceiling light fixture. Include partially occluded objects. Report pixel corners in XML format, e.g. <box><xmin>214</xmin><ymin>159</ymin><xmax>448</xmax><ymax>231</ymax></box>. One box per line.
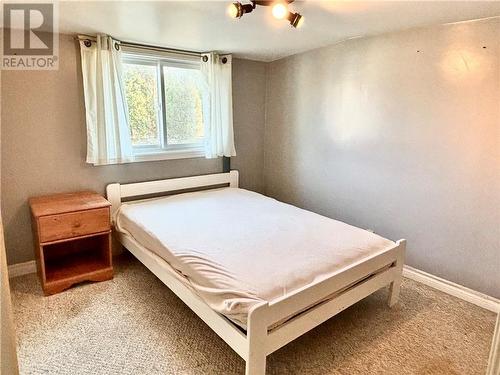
<box><xmin>287</xmin><ymin>11</ymin><xmax>303</xmax><ymax>28</ymax></box>
<box><xmin>228</xmin><ymin>1</ymin><xmax>255</xmax><ymax>18</ymax></box>
<box><xmin>228</xmin><ymin>0</ymin><xmax>304</xmax><ymax>28</ymax></box>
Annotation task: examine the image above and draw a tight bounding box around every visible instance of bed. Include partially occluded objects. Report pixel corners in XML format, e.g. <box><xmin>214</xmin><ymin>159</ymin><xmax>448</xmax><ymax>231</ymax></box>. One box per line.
<box><xmin>107</xmin><ymin>171</ymin><xmax>405</xmax><ymax>375</ymax></box>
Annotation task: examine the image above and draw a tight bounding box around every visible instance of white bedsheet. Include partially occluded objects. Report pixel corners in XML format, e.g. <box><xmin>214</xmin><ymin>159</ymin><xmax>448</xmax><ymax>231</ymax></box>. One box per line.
<box><xmin>115</xmin><ymin>188</ymin><xmax>395</xmax><ymax>327</ymax></box>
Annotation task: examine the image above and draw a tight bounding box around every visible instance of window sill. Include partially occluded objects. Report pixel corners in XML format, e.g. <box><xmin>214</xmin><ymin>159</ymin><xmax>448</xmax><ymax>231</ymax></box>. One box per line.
<box><xmin>132</xmin><ymin>148</ymin><xmax>205</xmax><ymax>163</ymax></box>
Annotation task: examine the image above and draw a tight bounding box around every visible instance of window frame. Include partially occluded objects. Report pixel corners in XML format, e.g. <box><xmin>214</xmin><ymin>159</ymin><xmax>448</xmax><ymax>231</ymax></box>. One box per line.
<box><xmin>122</xmin><ymin>50</ymin><xmax>206</xmax><ymax>161</ymax></box>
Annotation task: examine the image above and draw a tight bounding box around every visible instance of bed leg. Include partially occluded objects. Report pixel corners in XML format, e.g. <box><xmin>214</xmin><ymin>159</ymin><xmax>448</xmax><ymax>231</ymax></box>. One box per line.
<box><xmin>388</xmin><ymin>240</ymin><xmax>406</xmax><ymax>307</ymax></box>
<box><xmin>245</xmin><ymin>351</ymin><xmax>266</xmax><ymax>375</ymax></box>
<box><xmin>388</xmin><ymin>279</ymin><xmax>401</xmax><ymax>307</ymax></box>
<box><xmin>246</xmin><ymin>303</ymin><xmax>268</xmax><ymax>375</ymax></box>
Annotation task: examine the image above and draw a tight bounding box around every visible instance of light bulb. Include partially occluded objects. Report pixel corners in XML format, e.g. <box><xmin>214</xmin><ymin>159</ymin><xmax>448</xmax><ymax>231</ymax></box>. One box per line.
<box><xmin>272</xmin><ymin>3</ymin><xmax>288</xmax><ymax>20</ymax></box>
<box><xmin>227</xmin><ymin>3</ymin><xmax>240</xmax><ymax>18</ymax></box>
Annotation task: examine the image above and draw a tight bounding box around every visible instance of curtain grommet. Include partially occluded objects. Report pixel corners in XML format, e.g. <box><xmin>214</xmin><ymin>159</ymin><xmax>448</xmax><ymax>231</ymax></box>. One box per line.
<box><xmin>84</xmin><ymin>39</ymin><xmax>92</xmax><ymax>48</ymax></box>
<box><xmin>114</xmin><ymin>42</ymin><xmax>120</xmax><ymax>51</ymax></box>
<box><xmin>202</xmin><ymin>55</ymin><xmax>208</xmax><ymax>62</ymax></box>
<box><xmin>221</xmin><ymin>57</ymin><xmax>228</xmax><ymax>64</ymax></box>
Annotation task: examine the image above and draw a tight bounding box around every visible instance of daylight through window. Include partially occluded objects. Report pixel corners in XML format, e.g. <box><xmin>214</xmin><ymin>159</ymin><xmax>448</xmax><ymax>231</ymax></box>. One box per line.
<box><xmin>122</xmin><ymin>51</ymin><xmax>207</xmax><ymax>158</ymax></box>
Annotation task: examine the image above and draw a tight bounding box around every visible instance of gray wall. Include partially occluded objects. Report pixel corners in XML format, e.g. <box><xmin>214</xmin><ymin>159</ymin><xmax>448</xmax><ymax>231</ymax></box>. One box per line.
<box><xmin>232</xmin><ymin>59</ymin><xmax>266</xmax><ymax>193</ymax></box>
<box><xmin>264</xmin><ymin>18</ymin><xmax>500</xmax><ymax>298</ymax></box>
<box><xmin>1</xmin><ymin>34</ymin><xmax>267</xmax><ymax>265</ymax></box>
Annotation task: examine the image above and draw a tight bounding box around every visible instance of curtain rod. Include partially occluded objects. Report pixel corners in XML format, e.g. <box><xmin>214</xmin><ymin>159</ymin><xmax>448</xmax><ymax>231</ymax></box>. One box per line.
<box><xmin>121</xmin><ymin>41</ymin><xmax>202</xmax><ymax>58</ymax></box>
<box><xmin>76</xmin><ymin>34</ymin><xmax>202</xmax><ymax>58</ymax></box>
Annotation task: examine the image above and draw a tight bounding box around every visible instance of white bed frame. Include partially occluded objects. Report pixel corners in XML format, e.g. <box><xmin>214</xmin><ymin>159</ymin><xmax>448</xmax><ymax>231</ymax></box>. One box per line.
<box><xmin>106</xmin><ymin>171</ymin><xmax>406</xmax><ymax>375</ymax></box>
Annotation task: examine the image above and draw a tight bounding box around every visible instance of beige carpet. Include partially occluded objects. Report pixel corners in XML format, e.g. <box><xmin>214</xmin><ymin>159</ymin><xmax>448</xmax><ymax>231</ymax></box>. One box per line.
<box><xmin>10</xmin><ymin>253</ymin><xmax>496</xmax><ymax>375</ymax></box>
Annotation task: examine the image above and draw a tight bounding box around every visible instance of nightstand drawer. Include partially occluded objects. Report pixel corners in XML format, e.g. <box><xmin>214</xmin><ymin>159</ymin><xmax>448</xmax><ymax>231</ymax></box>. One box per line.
<box><xmin>38</xmin><ymin>208</ymin><xmax>110</xmax><ymax>243</ymax></box>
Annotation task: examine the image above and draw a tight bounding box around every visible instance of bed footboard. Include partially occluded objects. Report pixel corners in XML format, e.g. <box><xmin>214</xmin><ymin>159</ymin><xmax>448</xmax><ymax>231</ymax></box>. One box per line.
<box><xmin>245</xmin><ymin>239</ymin><xmax>406</xmax><ymax>375</ymax></box>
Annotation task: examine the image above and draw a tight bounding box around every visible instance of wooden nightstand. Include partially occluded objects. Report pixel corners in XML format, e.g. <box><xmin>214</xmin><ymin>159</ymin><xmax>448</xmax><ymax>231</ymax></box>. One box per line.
<box><xmin>29</xmin><ymin>191</ymin><xmax>113</xmax><ymax>295</ymax></box>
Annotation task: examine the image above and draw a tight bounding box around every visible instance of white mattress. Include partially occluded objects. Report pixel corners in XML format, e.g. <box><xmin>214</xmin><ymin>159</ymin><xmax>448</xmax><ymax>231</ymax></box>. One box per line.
<box><xmin>115</xmin><ymin>188</ymin><xmax>395</xmax><ymax>327</ymax></box>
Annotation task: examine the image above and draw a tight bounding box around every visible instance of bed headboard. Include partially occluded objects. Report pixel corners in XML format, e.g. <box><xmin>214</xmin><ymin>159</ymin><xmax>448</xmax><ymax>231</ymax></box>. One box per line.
<box><xmin>106</xmin><ymin>170</ymin><xmax>239</xmax><ymax>218</ymax></box>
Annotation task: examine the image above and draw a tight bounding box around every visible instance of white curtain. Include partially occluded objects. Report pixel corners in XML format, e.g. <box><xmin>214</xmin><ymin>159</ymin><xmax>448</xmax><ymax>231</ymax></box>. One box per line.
<box><xmin>79</xmin><ymin>35</ymin><xmax>134</xmax><ymax>165</ymax></box>
<box><xmin>201</xmin><ymin>53</ymin><xmax>236</xmax><ymax>158</ymax></box>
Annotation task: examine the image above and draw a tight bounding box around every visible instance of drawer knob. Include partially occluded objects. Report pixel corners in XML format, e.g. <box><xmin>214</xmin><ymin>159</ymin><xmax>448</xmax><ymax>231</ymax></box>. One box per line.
<box><xmin>73</xmin><ymin>222</ymin><xmax>82</xmax><ymax>228</ymax></box>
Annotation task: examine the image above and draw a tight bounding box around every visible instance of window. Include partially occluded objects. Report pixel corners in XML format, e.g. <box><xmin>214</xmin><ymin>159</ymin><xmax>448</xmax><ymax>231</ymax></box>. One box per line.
<box><xmin>122</xmin><ymin>50</ymin><xmax>207</xmax><ymax>160</ymax></box>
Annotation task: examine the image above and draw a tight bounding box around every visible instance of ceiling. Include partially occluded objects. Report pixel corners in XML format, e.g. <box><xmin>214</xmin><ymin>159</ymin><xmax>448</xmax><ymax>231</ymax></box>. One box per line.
<box><xmin>57</xmin><ymin>1</ymin><xmax>500</xmax><ymax>62</ymax></box>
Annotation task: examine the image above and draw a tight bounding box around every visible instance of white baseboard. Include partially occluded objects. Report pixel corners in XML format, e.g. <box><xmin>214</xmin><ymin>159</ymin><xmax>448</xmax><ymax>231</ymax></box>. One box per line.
<box><xmin>8</xmin><ymin>260</ymin><xmax>36</xmax><ymax>278</ymax></box>
<box><xmin>403</xmin><ymin>265</ymin><xmax>500</xmax><ymax>313</ymax></box>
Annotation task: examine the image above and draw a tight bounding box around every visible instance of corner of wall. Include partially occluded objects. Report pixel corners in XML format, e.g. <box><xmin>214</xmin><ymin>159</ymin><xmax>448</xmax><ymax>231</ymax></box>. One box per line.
<box><xmin>262</xmin><ymin>61</ymin><xmax>271</xmax><ymax>196</ymax></box>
